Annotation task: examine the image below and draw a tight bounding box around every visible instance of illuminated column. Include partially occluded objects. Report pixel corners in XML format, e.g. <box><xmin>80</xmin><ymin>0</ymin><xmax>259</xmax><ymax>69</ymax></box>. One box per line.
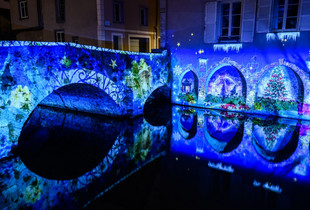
<box><xmin>96</xmin><ymin>0</ymin><xmax>105</xmax><ymax>47</ymax></box>
<box><xmin>160</xmin><ymin>0</ymin><xmax>167</xmax><ymax>48</ymax></box>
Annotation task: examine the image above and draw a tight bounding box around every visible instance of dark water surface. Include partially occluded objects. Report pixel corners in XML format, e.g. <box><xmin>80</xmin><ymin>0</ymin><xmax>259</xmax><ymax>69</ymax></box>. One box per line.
<box><xmin>1</xmin><ymin>104</ymin><xmax>310</xmax><ymax>209</ymax></box>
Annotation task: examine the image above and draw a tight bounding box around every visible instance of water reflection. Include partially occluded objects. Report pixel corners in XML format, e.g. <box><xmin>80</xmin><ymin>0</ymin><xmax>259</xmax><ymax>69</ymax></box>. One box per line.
<box><xmin>1</xmin><ymin>105</ymin><xmax>168</xmax><ymax>209</ymax></box>
<box><xmin>17</xmin><ymin>106</ymin><xmax>123</xmax><ymax>180</ymax></box>
<box><xmin>178</xmin><ymin>108</ymin><xmax>197</xmax><ymax>139</ymax></box>
<box><xmin>171</xmin><ymin>105</ymin><xmax>310</xmax><ymax>185</ymax></box>
<box><xmin>252</xmin><ymin>117</ymin><xmax>299</xmax><ymax>162</ymax></box>
<box><xmin>2</xmin><ymin>104</ymin><xmax>310</xmax><ymax>209</ymax></box>
<box><xmin>205</xmin><ymin>111</ymin><xmax>245</xmax><ymax>153</ymax></box>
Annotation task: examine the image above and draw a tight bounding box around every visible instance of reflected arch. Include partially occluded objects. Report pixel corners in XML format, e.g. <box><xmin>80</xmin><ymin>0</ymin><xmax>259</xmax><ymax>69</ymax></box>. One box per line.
<box><xmin>177</xmin><ymin>109</ymin><xmax>197</xmax><ymax>140</ymax></box>
<box><xmin>204</xmin><ymin>114</ymin><xmax>244</xmax><ymax>153</ymax></box>
<box><xmin>17</xmin><ymin>105</ymin><xmax>123</xmax><ymax>180</ymax></box>
<box><xmin>252</xmin><ymin>119</ymin><xmax>299</xmax><ymax>163</ymax></box>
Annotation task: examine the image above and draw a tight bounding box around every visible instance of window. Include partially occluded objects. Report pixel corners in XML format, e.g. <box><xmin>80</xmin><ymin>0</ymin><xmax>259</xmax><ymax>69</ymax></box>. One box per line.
<box><xmin>272</xmin><ymin>0</ymin><xmax>299</xmax><ymax>31</ymax></box>
<box><xmin>55</xmin><ymin>30</ymin><xmax>65</xmax><ymax>42</ymax></box>
<box><xmin>55</xmin><ymin>0</ymin><xmax>65</xmax><ymax>23</ymax></box>
<box><xmin>112</xmin><ymin>34</ymin><xmax>123</xmax><ymax>50</ymax></box>
<box><xmin>220</xmin><ymin>2</ymin><xmax>241</xmax><ymax>42</ymax></box>
<box><xmin>18</xmin><ymin>0</ymin><xmax>28</xmax><ymax>19</ymax></box>
<box><xmin>140</xmin><ymin>7</ymin><xmax>148</xmax><ymax>26</ymax></box>
<box><xmin>113</xmin><ymin>1</ymin><xmax>123</xmax><ymax>23</ymax></box>
<box><xmin>130</xmin><ymin>37</ymin><xmax>149</xmax><ymax>52</ymax></box>
<box><xmin>72</xmin><ymin>36</ymin><xmax>79</xmax><ymax>43</ymax></box>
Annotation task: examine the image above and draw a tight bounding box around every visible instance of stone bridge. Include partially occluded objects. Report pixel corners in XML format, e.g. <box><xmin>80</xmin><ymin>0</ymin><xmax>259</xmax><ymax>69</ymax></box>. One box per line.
<box><xmin>0</xmin><ymin>41</ymin><xmax>170</xmax><ymax>160</ymax></box>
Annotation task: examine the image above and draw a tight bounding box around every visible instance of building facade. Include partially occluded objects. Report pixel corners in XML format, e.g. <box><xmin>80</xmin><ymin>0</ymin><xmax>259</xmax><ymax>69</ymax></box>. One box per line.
<box><xmin>163</xmin><ymin>0</ymin><xmax>310</xmax><ymax>120</ymax></box>
<box><xmin>8</xmin><ymin>0</ymin><xmax>160</xmax><ymax>52</ymax></box>
<box><xmin>0</xmin><ymin>0</ymin><xmax>13</xmax><ymax>40</ymax></box>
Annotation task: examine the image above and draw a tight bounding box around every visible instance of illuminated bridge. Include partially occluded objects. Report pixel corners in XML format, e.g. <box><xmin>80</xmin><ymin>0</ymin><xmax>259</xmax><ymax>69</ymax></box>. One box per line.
<box><xmin>0</xmin><ymin>41</ymin><xmax>170</xmax><ymax>160</ymax></box>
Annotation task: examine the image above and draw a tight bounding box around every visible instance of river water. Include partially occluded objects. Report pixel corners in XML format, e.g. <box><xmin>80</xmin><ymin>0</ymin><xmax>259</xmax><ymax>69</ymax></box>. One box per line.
<box><xmin>1</xmin><ymin>104</ymin><xmax>310</xmax><ymax>209</ymax></box>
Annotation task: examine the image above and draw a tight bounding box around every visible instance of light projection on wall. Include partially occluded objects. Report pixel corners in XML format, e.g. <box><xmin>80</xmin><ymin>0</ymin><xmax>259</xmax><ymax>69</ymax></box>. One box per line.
<box><xmin>206</xmin><ymin>65</ymin><xmax>247</xmax><ymax>110</ymax></box>
<box><xmin>255</xmin><ymin>65</ymin><xmax>304</xmax><ymax>114</ymax></box>
<box><xmin>177</xmin><ymin>70</ymin><xmax>198</xmax><ymax>104</ymax></box>
<box><xmin>171</xmin><ymin>48</ymin><xmax>310</xmax><ymax>120</ymax></box>
<box><xmin>0</xmin><ymin>41</ymin><xmax>169</xmax><ymax>160</ymax></box>
<box><xmin>125</xmin><ymin>58</ymin><xmax>153</xmax><ymax>101</ymax></box>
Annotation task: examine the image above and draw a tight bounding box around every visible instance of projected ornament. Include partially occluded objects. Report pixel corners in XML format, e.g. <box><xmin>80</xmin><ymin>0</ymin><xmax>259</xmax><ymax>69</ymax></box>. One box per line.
<box><xmin>182</xmin><ymin>79</ymin><xmax>192</xmax><ymax>93</ymax></box>
<box><xmin>109</xmin><ymin>59</ymin><xmax>117</xmax><ymax>69</ymax></box>
<box><xmin>263</xmin><ymin>66</ymin><xmax>287</xmax><ymax>100</ymax></box>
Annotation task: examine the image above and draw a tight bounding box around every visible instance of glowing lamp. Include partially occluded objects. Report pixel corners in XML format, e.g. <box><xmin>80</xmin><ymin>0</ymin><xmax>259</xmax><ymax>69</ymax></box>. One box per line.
<box><xmin>182</xmin><ymin>79</ymin><xmax>192</xmax><ymax>93</ymax></box>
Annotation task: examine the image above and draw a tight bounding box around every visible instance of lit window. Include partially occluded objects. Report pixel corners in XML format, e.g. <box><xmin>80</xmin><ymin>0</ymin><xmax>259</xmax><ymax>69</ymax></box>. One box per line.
<box><xmin>113</xmin><ymin>1</ymin><xmax>123</xmax><ymax>23</ymax></box>
<box><xmin>19</xmin><ymin>0</ymin><xmax>28</xmax><ymax>19</ymax></box>
<box><xmin>55</xmin><ymin>0</ymin><xmax>65</xmax><ymax>23</ymax></box>
<box><xmin>272</xmin><ymin>0</ymin><xmax>299</xmax><ymax>31</ymax></box>
<box><xmin>55</xmin><ymin>30</ymin><xmax>65</xmax><ymax>42</ymax></box>
<box><xmin>220</xmin><ymin>2</ymin><xmax>241</xmax><ymax>42</ymax></box>
<box><xmin>140</xmin><ymin>7</ymin><xmax>148</xmax><ymax>26</ymax></box>
<box><xmin>130</xmin><ymin>37</ymin><xmax>149</xmax><ymax>52</ymax></box>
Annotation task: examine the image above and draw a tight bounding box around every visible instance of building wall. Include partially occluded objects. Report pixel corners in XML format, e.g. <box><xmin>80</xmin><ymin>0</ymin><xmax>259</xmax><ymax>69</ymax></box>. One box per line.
<box><xmin>0</xmin><ymin>0</ymin><xmax>10</xmax><ymax>9</ymax></box>
<box><xmin>9</xmin><ymin>0</ymin><xmax>98</xmax><ymax>44</ymax></box>
<box><xmin>102</xmin><ymin>0</ymin><xmax>160</xmax><ymax>51</ymax></box>
<box><xmin>0</xmin><ymin>0</ymin><xmax>13</xmax><ymax>40</ymax></box>
<box><xmin>166</xmin><ymin>0</ymin><xmax>310</xmax><ymax>120</ymax></box>
<box><xmin>10</xmin><ymin>0</ymin><xmax>40</xmax><ymax>30</ymax></box>
<box><xmin>41</xmin><ymin>0</ymin><xmax>98</xmax><ymax>43</ymax></box>
<box><xmin>8</xmin><ymin>0</ymin><xmax>160</xmax><ymax>51</ymax></box>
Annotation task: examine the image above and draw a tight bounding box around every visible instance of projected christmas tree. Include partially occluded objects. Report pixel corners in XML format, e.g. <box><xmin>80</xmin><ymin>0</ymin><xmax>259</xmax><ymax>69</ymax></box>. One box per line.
<box><xmin>263</xmin><ymin>66</ymin><xmax>287</xmax><ymax>100</ymax></box>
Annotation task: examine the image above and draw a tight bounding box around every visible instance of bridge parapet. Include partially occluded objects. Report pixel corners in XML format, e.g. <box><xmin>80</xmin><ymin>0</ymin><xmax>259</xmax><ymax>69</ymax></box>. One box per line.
<box><xmin>0</xmin><ymin>41</ymin><xmax>170</xmax><ymax>160</ymax></box>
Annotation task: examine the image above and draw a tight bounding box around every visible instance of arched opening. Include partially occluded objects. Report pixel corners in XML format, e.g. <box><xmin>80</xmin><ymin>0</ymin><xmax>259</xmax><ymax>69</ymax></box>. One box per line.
<box><xmin>177</xmin><ymin>70</ymin><xmax>199</xmax><ymax>104</ymax></box>
<box><xmin>206</xmin><ymin>65</ymin><xmax>247</xmax><ymax>107</ymax></box>
<box><xmin>39</xmin><ymin>83</ymin><xmax>121</xmax><ymax>116</ymax></box>
<box><xmin>255</xmin><ymin>65</ymin><xmax>304</xmax><ymax>113</ymax></box>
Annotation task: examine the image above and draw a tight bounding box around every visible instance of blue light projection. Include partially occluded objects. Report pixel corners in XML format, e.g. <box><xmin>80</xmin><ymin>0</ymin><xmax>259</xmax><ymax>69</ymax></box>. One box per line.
<box><xmin>0</xmin><ymin>105</ymin><xmax>168</xmax><ymax>209</ymax></box>
<box><xmin>0</xmin><ymin>41</ymin><xmax>170</xmax><ymax>160</ymax></box>
<box><xmin>171</xmin><ymin>106</ymin><xmax>310</xmax><ymax>188</ymax></box>
<box><xmin>170</xmin><ymin>31</ymin><xmax>310</xmax><ymax>120</ymax></box>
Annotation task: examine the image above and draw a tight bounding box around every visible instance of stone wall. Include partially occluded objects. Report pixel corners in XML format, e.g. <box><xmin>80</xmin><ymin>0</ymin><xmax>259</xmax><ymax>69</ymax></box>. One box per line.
<box><xmin>0</xmin><ymin>41</ymin><xmax>170</xmax><ymax>160</ymax></box>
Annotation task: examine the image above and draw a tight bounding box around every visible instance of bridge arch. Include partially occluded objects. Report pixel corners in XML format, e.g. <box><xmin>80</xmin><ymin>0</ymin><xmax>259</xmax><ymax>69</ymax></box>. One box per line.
<box><xmin>255</xmin><ymin>60</ymin><xmax>305</xmax><ymax>113</ymax></box>
<box><xmin>177</xmin><ymin>70</ymin><xmax>199</xmax><ymax>104</ymax></box>
<box><xmin>205</xmin><ymin>60</ymin><xmax>247</xmax><ymax>106</ymax></box>
<box><xmin>0</xmin><ymin>41</ymin><xmax>169</xmax><ymax>160</ymax></box>
<box><xmin>39</xmin><ymin>83</ymin><xmax>121</xmax><ymax>116</ymax></box>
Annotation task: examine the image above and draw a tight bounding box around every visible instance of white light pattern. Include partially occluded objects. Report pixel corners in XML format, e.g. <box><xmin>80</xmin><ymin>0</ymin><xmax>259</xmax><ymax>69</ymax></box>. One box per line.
<box><xmin>266</xmin><ymin>32</ymin><xmax>300</xmax><ymax>41</ymax></box>
<box><xmin>213</xmin><ymin>44</ymin><xmax>242</xmax><ymax>53</ymax></box>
